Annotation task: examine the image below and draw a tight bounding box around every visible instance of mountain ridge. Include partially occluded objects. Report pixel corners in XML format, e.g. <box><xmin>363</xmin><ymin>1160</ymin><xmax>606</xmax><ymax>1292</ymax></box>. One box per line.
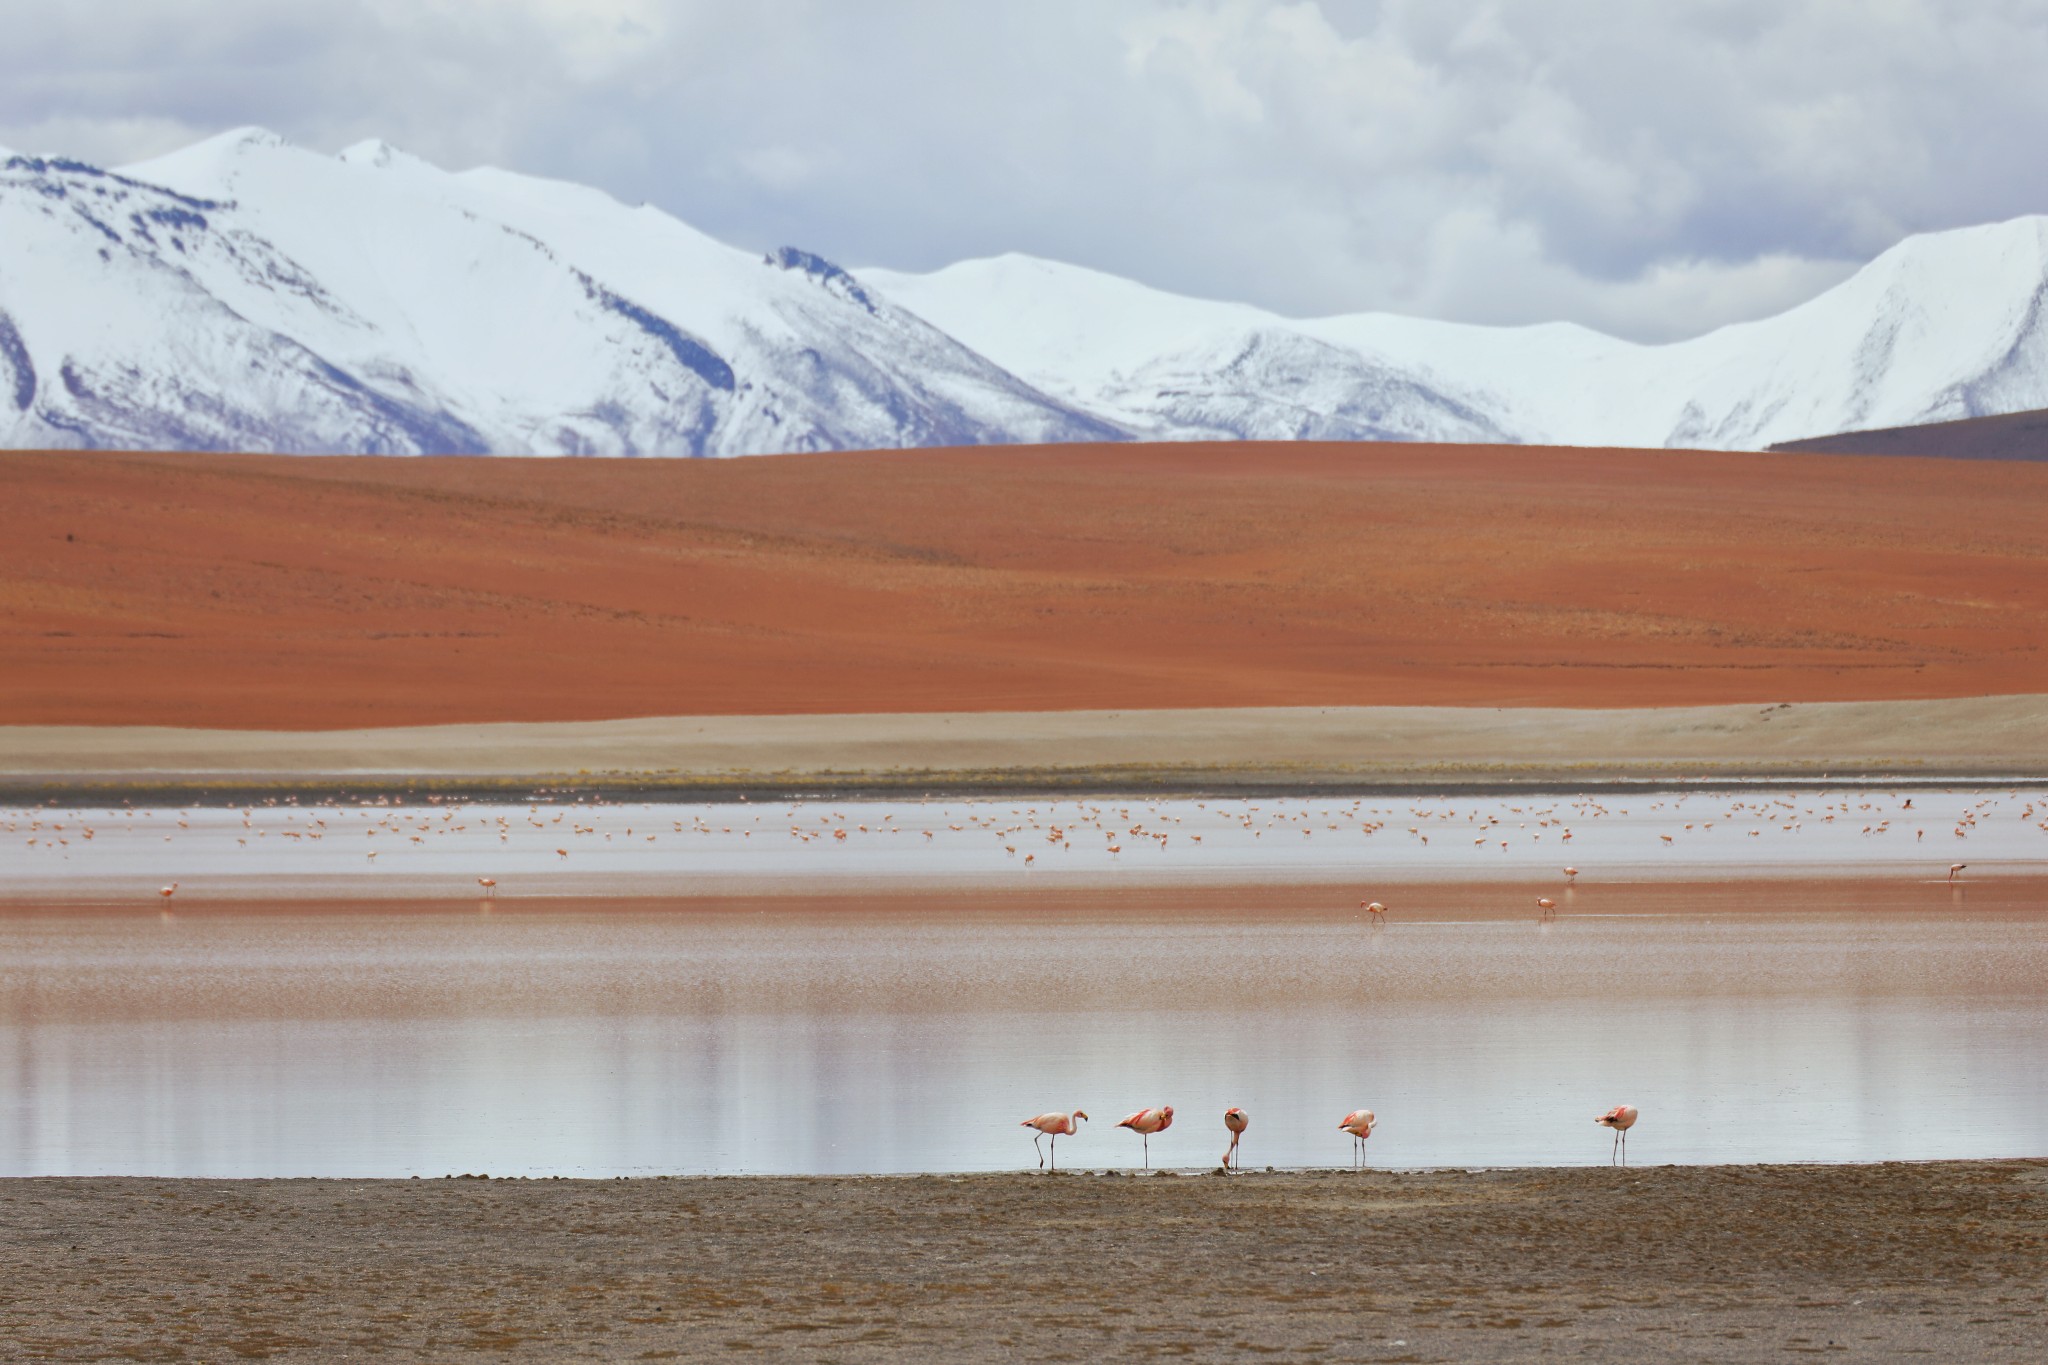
<box><xmin>4</xmin><ymin>128</ymin><xmax>2048</xmax><ymax>457</ymax></box>
<box><xmin>1</xmin><ymin>130</ymin><xmax>1117</xmax><ymax>456</ymax></box>
<box><xmin>862</xmin><ymin>216</ymin><xmax>2048</xmax><ymax>450</ymax></box>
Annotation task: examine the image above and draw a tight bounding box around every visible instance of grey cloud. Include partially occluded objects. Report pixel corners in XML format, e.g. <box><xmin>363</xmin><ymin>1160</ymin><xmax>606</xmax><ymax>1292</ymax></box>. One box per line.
<box><xmin>2</xmin><ymin>0</ymin><xmax>2045</xmax><ymax>341</ymax></box>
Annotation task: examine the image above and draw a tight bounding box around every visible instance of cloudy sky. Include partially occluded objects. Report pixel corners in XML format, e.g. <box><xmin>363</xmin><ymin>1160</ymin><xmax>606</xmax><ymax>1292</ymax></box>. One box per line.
<box><xmin>4</xmin><ymin>0</ymin><xmax>2045</xmax><ymax>341</ymax></box>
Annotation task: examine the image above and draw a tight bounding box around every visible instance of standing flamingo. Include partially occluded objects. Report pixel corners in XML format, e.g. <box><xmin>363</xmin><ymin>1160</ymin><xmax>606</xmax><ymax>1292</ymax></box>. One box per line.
<box><xmin>158</xmin><ymin>882</ymin><xmax>178</xmax><ymax>901</ymax></box>
<box><xmin>1595</xmin><ymin>1104</ymin><xmax>1639</xmax><ymax>1165</ymax></box>
<box><xmin>1536</xmin><ymin>896</ymin><xmax>1556</xmax><ymax>918</ymax></box>
<box><xmin>1563</xmin><ymin>866</ymin><xmax>1579</xmax><ymax>883</ymax></box>
<box><xmin>1948</xmin><ymin>863</ymin><xmax>1967</xmax><ymax>884</ymax></box>
<box><xmin>1339</xmin><ymin>1110</ymin><xmax>1377</xmax><ymax>1167</ymax></box>
<box><xmin>1361</xmin><ymin>900</ymin><xmax>1387</xmax><ymax>926</ymax></box>
<box><xmin>1222</xmin><ymin>1107</ymin><xmax>1248</xmax><ymax>1171</ymax></box>
<box><xmin>476</xmin><ymin>877</ymin><xmax>497</xmax><ymax>898</ymax></box>
<box><xmin>1021</xmin><ymin>1110</ymin><xmax>1088</xmax><ymax>1170</ymax></box>
<box><xmin>1117</xmin><ymin>1106</ymin><xmax>1174</xmax><ymax>1168</ymax></box>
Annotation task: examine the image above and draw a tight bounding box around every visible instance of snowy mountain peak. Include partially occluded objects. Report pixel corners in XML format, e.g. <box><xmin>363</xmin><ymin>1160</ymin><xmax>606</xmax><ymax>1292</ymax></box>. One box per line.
<box><xmin>8</xmin><ymin>128</ymin><xmax>2048</xmax><ymax>458</ymax></box>
<box><xmin>1</xmin><ymin>137</ymin><xmax>1116</xmax><ymax>456</ymax></box>
<box><xmin>863</xmin><ymin>217</ymin><xmax>2048</xmax><ymax>450</ymax></box>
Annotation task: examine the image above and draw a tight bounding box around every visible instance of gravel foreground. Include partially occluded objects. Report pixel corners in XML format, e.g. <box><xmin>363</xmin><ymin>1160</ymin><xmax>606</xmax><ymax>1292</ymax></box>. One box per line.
<box><xmin>2</xmin><ymin>1163</ymin><xmax>2043</xmax><ymax>1362</ymax></box>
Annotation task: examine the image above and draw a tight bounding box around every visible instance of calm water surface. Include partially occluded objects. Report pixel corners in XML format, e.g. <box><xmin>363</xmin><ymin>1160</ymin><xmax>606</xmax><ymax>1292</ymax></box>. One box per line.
<box><xmin>3</xmin><ymin>885</ymin><xmax>2044</xmax><ymax>1175</ymax></box>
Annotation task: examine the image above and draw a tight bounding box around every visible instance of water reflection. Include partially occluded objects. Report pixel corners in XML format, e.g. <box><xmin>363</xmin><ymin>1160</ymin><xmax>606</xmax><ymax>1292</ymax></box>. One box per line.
<box><xmin>2</xmin><ymin>883</ymin><xmax>2044</xmax><ymax>1176</ymax></box>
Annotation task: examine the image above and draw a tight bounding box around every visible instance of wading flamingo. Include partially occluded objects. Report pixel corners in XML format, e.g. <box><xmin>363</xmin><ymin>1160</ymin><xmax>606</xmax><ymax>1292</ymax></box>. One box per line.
<box><xmin>1596</xmin><ymin>1104</ymin><xmax>1639</xmax><ymax>1165</ymax></box>
<box><xmin>1118</xmin><ymin>1106</ymin><xmax>1174</xmax><ymax>1168</ymax></box>
<box><xmin>1361</xmin><ymin>900</ymin><xmax>1387</xmax><ymax>926</ymax></box>
<box><xmin>476</xmin><ymin>877</ymin><xmax>497</xmax><ymax>898</ymax></box>
<box><xmin>1536</xmin><ymin>896</ymin><xmax>1557</xmax><ymax>918</ymax></box>
<box><xmin>1222</xmin><ymin>1107</ymin><xmax>1248</xmax><ymax>1171</ymax></box>
<box><xmin>1563</xmin><ymin>866</ymin><xmax>1579</xmax><ymax>883</ymax></box>
<box><xmin>1339</xmin><ymin>1110</ymin><xmax>1377</xmax><ymax>1167</ymax></box>
<box><xmin>158</xmin><ymin>882</ymin><xmax>178</xmax><ymax>901</ymax></box>
<box><xmin>1021</xmin><ymin>1110</ymin><xmax>1087</xmax><ymax>1170</ymax></box>
<box><xmin>1949</xmin><ymin>863</ymin><xmax>1967</xmax><ymax>884</ymax></box>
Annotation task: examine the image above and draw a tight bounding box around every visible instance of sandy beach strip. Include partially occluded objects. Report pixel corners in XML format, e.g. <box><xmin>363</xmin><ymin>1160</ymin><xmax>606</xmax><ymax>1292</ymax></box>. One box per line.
<box><xmin>8</xmin><ymin>694</ymin><xmax>2048</xmax><ymax>801</ymax></box>
<box><xmin>2</xmin><ymin>1163</ymin><xmax>2041</xmax><ymax>1361</ymax></box>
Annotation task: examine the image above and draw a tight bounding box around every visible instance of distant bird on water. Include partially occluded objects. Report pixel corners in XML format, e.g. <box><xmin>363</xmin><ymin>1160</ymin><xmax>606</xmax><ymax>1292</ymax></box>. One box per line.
<box><xmin>476</xmin><ymin>877</ymin><xmax>497</xmax><ymax>898</ymax></box>
<box><xmin>1021</xmin><ymin>1110</ymin><xmax>1087</xmax><ymax>1171</ymax></box>
<box><xmin>1596</xmin><ymin>1104</ymin><xmax>1639</xmax><ymax>1165</ymax></box>
<box><xmin>1949</xmin><ymin>863</ymin><xmax>1967</xmax><ymax>884</ymax></box>
<box><xmin>1563</xmin><ymin>866</ymin><xmax>1579</xmax><ymax>882</ymax></box>
<box><xmin>1536</xmin><ymin>896</ymin><xmax>1557</xmax><ymax>918</ymax></box>
<box><xmin>1118</xmin><ymin>1106</ymin><xmax>1174</xmax><ymax>1169</ymax></box>
<box><xmin>1361</xmin><ymin>900</ymin><xmax>1386</xmax><ymax>926</ymax></box>
<box><xmin>1222</xmin><ymin>1107</ymin><xmax>1248</xmax><ymax>1171</ymax></box>
<box><xmin>158</xmin><ymin>882</ymin><xmax>178</xmax><ymax>901</ymax></box>
<box><xmin>1339</xmin><ymin>1110</ymin><xmax>1377</xmax><ymax>1167</ymax></box>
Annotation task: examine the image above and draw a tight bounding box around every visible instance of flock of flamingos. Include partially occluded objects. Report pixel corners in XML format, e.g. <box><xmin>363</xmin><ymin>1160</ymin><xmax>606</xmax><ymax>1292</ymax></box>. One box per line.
<box><xmin>1021</xmin><ymin>1103</ymin><xmax>1642</xmax><ymax>1171</ymax></box>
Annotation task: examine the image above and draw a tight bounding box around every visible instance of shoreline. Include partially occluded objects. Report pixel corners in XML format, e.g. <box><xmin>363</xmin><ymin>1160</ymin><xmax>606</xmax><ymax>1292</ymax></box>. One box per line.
<box><xmin>6</xmin><ymin>868</ymin><xmax>2047</xmax><ymax>907</ymax></box>
<box><xmin>7</xmin><ymin>694</ymin><xmax>2048</xmax><ymax>803</ymax></box>
<box><xmin>8</xmin><ymin>784</ymin><xmax>2042</xmax><ymax>901</ymax></box>
<box><xmin>5</xmin><ymin>1162</ymin><xmax>2041</xmax><ymax>1360</ymax></box>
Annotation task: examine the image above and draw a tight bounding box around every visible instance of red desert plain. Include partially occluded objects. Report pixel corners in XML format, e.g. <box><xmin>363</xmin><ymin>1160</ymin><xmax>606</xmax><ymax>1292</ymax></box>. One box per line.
<box><xmin>5</xmin><ymin>441</ymin><xmax>2048</xmax><ymax>730</ymax></box>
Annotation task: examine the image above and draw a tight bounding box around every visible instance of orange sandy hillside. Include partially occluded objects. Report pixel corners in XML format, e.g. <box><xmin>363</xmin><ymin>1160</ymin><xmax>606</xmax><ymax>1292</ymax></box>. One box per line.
<box><xmin>4</xmin><ymin>442</ymin><xmax>2047</xmax><ymax>730</ymax></box>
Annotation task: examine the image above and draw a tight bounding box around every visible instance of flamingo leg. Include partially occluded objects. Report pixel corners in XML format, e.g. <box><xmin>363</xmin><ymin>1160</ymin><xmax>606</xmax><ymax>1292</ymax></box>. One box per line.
<box><xmin>1143</xmin><ymin>1133</ymin><xmax>1150</xmax><ymax>1170</ymax></box>
<box><xmin>1033</xmin><ymin>1132</ymin><xmax>1044</xmax><ymax>1169</ymax></box>
<box><xmin>1049</xmin><ymin>1134</ymin><xmax>1057</xmax><ymax>1172</ymax></box>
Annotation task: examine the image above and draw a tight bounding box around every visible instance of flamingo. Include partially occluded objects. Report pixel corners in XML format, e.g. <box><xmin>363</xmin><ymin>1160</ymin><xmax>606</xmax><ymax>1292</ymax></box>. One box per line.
<box><xmin>1948</xmin><ymin>863</ymin><xmax>1967</xmax><ymax>884</ymax></box>
<box><xmin>1117</xmin><ymin>1106</ymin><xmax>1174</xmax><ymax>1168</ymax></box>
<box><xmin>1361</xmin><ymin>900</ymin><xmax>1387</xmax><ymax>926</ymax></box>
<box><xmin>1021</xmin><ymin>1110</ymin><xmax>1087</xmax><ymax>1170</ymax></box>
<box><xmin>1339</xmin><ymin>1109</ymin><xmax>1376</xmax><ymax>1167</ymax></box>
<box><xmin>1222</xmin><ymin>1107</ymin><xmax>1248</xmax><ymax>1171</ymax></box>
<box><xmin>1596</xmin><ymin>1104</ymin><xmax>1639</xmax><ymax>1165</ymax></box>
<box><xmin>476</xmin><ymin>877</ymin><xmax>497</xmax><ymax>898</ymax></box>
<box><xmin>1536</xmin><ymin>896</ymin><xmax>1556</xmax><ymax>918</ymax></box>
<box><xmin>1563</xmin><ymin>866</ymin><xmax>1579</xmax><ymax>882</ymax></box>
<box><xmin>158</xmin><ymin>882</ymin><xmax>178</xmax><ymax>901</ymax></box>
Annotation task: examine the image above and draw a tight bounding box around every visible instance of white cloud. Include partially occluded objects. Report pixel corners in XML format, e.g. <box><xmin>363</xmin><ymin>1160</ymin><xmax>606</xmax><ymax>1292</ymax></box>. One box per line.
<box><xmin>2</xmin><ymin>0</ymin><xmax>2045</xmax><ymax>341</ymax></box>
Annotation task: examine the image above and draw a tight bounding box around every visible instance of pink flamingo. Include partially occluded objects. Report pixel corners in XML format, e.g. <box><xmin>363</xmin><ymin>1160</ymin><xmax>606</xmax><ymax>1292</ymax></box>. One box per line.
<box><xmin>1361</xmin><ymin>900</ymin><xmax>1386</xmax><ymax>926</ymax></box>
<box><xmin>158</xmin><ymin>882</ymin><xmax>178</xmax><ymax>901</ymax></box>
<box><xmin>1339</xmin><ymin>1109</ymin><xmax>1377</xmax><ymax>1167</ymax></box>
<box><xmin>1021</xmin><ymin>1110</ymin><xmax>1088</xmax><ymax>1170</ymax></box>
<box><xmin>476</xmin><ymin>877</ymin><xmax>497</xmax><ymax>898</ymax></box>
<box><xmin>1596</xmin><ymin>1104</ymin><xmax>1639</xmax><ymax>1165</ymax></box>
<box><xmin>1563</xmin><ymin>866</ymin><xmax>1579</xmax><ymax>883</ymax></box>
<box><xmin>1118</xmin><ymin>1106</ymin><xmax>1174</xmax><ymax>1168</ymax></box>
<box><xmin>1536</xmin><ymin>896</ymin><xmax>1556</xmax><ymax>918</ymax></box>
<box><xmin>1222</xmin><ymin>1107</ymin><xmax>1248</xmax><ymax>1171</ymax></box>
<box><xmin>1948</xmin><ymin>863</ymin><xmax>1967</xmax><ymax>884</ymax></box>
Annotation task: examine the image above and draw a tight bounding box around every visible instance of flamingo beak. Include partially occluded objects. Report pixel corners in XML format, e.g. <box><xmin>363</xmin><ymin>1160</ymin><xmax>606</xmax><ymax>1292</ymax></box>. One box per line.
<box><xmin>1075</xmin><ymin>1112</ymin><xmax>1088</xmax><ymax>1122</ymax></box>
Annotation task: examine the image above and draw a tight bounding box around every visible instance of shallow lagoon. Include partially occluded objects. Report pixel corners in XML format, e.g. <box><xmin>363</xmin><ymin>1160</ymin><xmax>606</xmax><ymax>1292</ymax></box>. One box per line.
<box><xmin>3</xmin><ymin>880</ymin><xmax>2043</xmax><ymax>1176</ymax></box>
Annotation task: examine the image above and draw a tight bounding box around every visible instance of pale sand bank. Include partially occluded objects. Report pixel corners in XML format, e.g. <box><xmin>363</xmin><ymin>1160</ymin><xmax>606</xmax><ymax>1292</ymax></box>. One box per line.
<box><xmin>7</xmin><ymin>694</ymin><xmax>2048</xmax><ymax>796</ymax></box>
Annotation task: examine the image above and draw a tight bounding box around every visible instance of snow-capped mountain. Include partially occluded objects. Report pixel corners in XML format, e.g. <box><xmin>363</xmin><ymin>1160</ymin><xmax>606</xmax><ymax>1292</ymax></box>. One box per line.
<box><xmin>0</xmin><ymin>130</ymin><xmax>1116</xmax><ymax>455</ymax></box>
<box><xmin>4</xmin><ymin>126</ymin><xmax>2048</xmax><ymax>457</ymax></box>
<box><xmin>862</xmin><ymin>217</ymin><xmax>2048</xmax><ymax>451</ymax></box>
